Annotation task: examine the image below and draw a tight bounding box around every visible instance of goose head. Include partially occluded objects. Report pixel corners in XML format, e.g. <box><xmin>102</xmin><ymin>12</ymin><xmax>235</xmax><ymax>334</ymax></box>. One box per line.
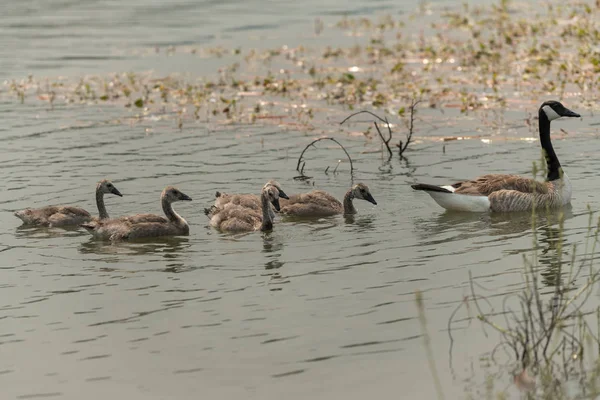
<box><xmin>264</xmin><ymin>180</ymin><xmax>289</xmax><ymax>200</ymax></box>
<box><xmin>262</xmin><ymin>184</ymin><xmax>284</xmax><ymax>211</ymax></box>
<box><xmin>98</xmin><ymin>179</ymin><xmax>123</xmax><ymax>197</ymax></box>
<box><xmin>351</xmin><ymin>183</ymin><xmax>377</xmax><ymax>205</ymax></box>
<box><xmin>540</xmin><ymin>101</ymin><xmax>580</xmax><ymax>122</ymax></box>
<box><xmin>162</xmin><ymin>186</ymin><xmax>193</xmax><ymax>203</ymax></box>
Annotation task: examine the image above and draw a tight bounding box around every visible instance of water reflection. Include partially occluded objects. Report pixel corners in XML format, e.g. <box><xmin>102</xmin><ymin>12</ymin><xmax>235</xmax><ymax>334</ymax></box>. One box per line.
<box><xmin>15</xmin><ymin>224</ymin><xmax>86</xmax><ymax>239</ymax></box>
<box><xmin>414</xmin><ymin>206</ymin><xmax>575</xmax><ymax>243</ymax></box>
<box><xmin>78</xmin><ymin>236</ymin><xmax>190</xmax><ymax>264</ymax></box>
<box><xmin>344</xmin><ymin>214</ymin><xmax>376</xmax><ymax>232</ymax></box>
<box><xmin>262</xmin><ymin>234</ymin><xmax>287</xmax><ymax>288</ymax></box>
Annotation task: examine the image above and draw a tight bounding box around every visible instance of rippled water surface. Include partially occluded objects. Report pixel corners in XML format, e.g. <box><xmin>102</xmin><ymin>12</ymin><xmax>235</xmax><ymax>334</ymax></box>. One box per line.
<box><xmin>2</xmin><ymin>1</ymin><xmax>600</xmax><ymax>399</ymax></box>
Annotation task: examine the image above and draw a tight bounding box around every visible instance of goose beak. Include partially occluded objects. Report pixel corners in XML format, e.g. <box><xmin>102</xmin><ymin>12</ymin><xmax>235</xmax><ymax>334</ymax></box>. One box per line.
<box><xmin>562</xmin><ymin>108</ymin><xmax>580</xmax><ymax>118</ymax></box>
<box><xmin>278</xmin><ymin>189</ymin><xmax>289</xmax><ymax>200</ymax></box>
<box><xmin>180</xmin><ymin>193</ymin><xmax>193</xmax><ymax>201</ymax></box>
<box><xmin>365</xmin><ymin>193</ymin><xmax>377</xmax><ymax>205</ymax></box>
<box><xmin>111</xmin><ymin>187</ymin><xmax>123</xmax><ymax>197</ymax></box>
<box><xmin>271</xmin><ymin>198</ymin><xmax>281</xmax><ymax>211</ymax></box>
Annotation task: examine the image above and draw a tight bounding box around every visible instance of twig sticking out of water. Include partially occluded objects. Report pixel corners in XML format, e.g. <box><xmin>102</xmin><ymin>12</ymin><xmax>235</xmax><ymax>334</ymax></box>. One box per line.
<box><xmin>340</xmin><ymin>99</ymin><xmax>420</xmax><ymax>161</ymax></box>
<box><xmin>340</xmin><ymin>110</ymin><xmax>393</xmax><ymax>160</ymax></box>
<box><xmin>294</xmin><ymin>137</ymin><xmax>354</xmax><ymax>181</ymax></box>
<box><xmin>397</xmin><ymin>99</ymin><xmax>421</xmax><ymax>158</ymax></box>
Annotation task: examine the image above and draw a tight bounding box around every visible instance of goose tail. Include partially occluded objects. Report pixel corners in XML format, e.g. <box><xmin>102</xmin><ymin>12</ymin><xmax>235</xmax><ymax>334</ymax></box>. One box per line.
<box><xmin>411</xmin><ymin>183</ymin><xmax>453</xmax><ymax>193</ymax></box>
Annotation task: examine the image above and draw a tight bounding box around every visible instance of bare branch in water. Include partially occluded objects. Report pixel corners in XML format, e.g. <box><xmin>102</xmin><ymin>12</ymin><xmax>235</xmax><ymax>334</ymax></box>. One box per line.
<box><xmin>295</xmin><ymin>137</ymin><xmax>354</xmax><ymax>179</ymax></box>
<box><xmin>340</xmin><ymin>110</ymin><xmax>389</xmax><ymax>125</ymax></box>
<box><xmin>374</xmin><ymin>121</ymin><xmax>393</xmax><ymax>160</ymax></box>
<box><xmin>333</xmin><ymin>160</ymin><xmax>341</xmax><ymax>174</ymax></box>
<box><xmin>397</xmin><ymin>99</ymin><xmax>421</xmax><ymax>158</ymax></box>
<box><xmin>340</xmin><ymin>99</ymin><xmax>420</xmax><ymax>161</ymax></box>
<box><xmin>341</xmin><ymin>110</ymin><xmax>394</xmax><ymax>161</ymax></box>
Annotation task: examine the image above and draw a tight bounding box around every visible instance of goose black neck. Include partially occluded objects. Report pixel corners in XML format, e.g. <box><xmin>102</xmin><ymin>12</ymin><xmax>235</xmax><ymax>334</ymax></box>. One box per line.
<box><xmin>539</xmin><ymin>110</ymin><xmax>561</xmax><ymax>181</ymax></box>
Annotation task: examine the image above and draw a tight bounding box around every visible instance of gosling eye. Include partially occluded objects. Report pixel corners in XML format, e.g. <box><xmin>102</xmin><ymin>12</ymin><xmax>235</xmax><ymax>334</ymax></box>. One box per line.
<box><xmin>360</xmin><ymin>188</ymin><xmax>366</xmax><ymax>194</ymax></box>
<box><xmin>107</xmin><ymin>184</ymin><xmax>113</xmax><ymax>188</ymax></box>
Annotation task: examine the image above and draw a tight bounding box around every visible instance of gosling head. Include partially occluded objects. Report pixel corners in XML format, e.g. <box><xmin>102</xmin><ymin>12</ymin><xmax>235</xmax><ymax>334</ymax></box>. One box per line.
<box><xmin>98</xmin><ymin>179</ymin><xmax>123</xmax><ymax>197</ymax></box>
<box><xmin>540</xmin><ymin>101</ymin><xmax>580</xmax><ymax>122</ymax></box>
<box><xmin>262</xmin><ymin>184</ymin><xmax>283</xmax><ymax>211</ymax></box>
<box><xmin>264</xmin><ymin>180</ymin><xmax>289</xmax><ymax>200</ymax></box>
<box><xmin>162</xmin><ymin>186</ymin><xmax>193</xmax><ymax>203</ymax></box>
<box><xmin>351</xmin><ymin>183</ymin><xmax>377</xmax><ymax>205</ymax></box>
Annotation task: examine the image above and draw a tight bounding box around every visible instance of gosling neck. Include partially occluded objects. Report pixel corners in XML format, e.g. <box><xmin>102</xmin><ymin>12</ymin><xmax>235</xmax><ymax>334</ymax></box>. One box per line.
<box><xmin>162</xmin><ymin>195</ymin><xmax>184</xmax><ymax>225</ymax></box>
<box><xmin>260</xmin><ymin>192</ymin><xmax>274</xmax><ymax>231</ymax></box>
<box><xmin>96</xmin><ymin>184</ymin><xmax>108</xmax><ymax>219</ymax></box>
<box><xmin>343</xmin><ymin>189</ymin><xmax>357</xmax><ymax>215</ymax></box>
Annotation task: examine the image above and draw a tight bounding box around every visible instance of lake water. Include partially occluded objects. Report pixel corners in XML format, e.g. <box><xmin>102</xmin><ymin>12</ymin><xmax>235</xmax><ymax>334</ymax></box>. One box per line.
<box><xmin>2</xmin><ymin>0</ymin><xmax>600</xmax><ymax>399</ymax></box>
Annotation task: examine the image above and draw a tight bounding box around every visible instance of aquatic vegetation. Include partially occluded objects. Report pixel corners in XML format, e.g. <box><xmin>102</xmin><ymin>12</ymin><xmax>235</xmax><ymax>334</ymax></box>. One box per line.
<box><xmin>442</xmin><ymin>199</ymin><xmax>600</xmax><ymax>397</ymax></box>
<box><xmin>3</xmin><ymin>0</ymin><xmax>599</xmax><ymax>138</ymax></box>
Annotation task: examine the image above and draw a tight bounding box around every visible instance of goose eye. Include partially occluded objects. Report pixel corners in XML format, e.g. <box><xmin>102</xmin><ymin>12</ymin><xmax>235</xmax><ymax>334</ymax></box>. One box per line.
<box><xmin>107</xmin><ymin>184</ymin><xmax>113</xmax><ymax>188</ymax></box>
<box><xmin>360</xmin><ymin>188</ymin><xmax>366</xmax><ymax>193</ymax></box>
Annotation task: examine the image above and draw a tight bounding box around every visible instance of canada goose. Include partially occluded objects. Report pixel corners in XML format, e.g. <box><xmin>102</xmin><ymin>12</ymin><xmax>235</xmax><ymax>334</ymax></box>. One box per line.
<box><xmin>278</xmin><ymin>183</ymin><xmax>377</xmax><ymax>217</ymax></box>
<box><xmin>207</xmin><ymin>180</ymin><xmax>288</xmax><ymax>220</ymax></box>
<box><xmin>81</xmin><ymin>186</ymin><xmax>192</xmax><ymax>240</ymax></box>
<box><xmin>13</xmin><ymin>179</ymin><xmax>123</xmax><ymax>227</ymax></box>
<box><xmin>411</xmin><ymin>100</ymin><xmax>580</xmax><ymax>212</ymax></box>
<box><xmin>206</xmin><ymin>183</ymin><xmax>287</xmax><ymax>232</ymax></box>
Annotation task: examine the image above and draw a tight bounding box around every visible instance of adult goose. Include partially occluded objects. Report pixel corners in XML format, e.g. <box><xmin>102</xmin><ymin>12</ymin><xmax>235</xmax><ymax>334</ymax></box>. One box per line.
<box><xmin>81</xmin><ymin>186</ymin><xmax>192</xmax><ymax>240</ymax></box>
<box><xmin>279</xmin><ymin>183</ymin><xmax>377</xmax><ymax>217</ymax></box>
<box><xmin>14</xmin><ymin>179</ymin><xmax>123</xmax><ymax>227</ymax></box>
<box><xmin>411</xmin><ymin>100</ymin><xmax>580</xmax><ymax>212</ymax></box>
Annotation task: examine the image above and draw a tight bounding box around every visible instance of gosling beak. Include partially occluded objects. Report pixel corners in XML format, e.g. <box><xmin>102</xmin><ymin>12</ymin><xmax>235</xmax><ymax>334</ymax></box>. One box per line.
<box><xmin>562</xmin><ymin>108</ymin><xmax>580</xmax><ymax>118</ymax></box>
<box><xmin>271</xmin><ymin>198</ymin><xmax>281</xmax><ymax>211</ymax></box>
<box><xmin>365</xmin><ymin>193</ymin><xmax>377</xmax><ymax>205</ymax></box>
<box><xmin>278</xmin><ymin>189</ymin><xmax>289</xmax><ymax>200</ymax></box>
<box><xmin>180</xmin><ymin>193</ymin><xmax>193</xmax><ymax>201</ymax></box>
<box><xmin>111</xmin><ymin>187</ymin><xmax>123</xmax><ymax>197</ymax></box>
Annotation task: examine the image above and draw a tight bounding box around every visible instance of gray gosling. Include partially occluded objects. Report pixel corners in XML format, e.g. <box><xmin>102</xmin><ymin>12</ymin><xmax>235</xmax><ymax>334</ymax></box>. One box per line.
<box><xmin>81</xmin><ymin>186</ymin><xmax>192</xmax><ymax>240</ymax></box>
<box><xmin>13</xmin><ymin>179</ymin><xmax>123</xmax><ymax>227</ymax></box>
<box><xmin>206</xmin><ymin>183</ymin><xmax>288</xmax><ymax>232</ymax></box>
<box><xmin>278</xmin><ymin>183</ymin><xmax>377</xmax><ymax>217</ymax></box>
<box><xmin>207</xmin><ymin>180</ymin><xmax>287</xmax><ymax>220</ymax></box>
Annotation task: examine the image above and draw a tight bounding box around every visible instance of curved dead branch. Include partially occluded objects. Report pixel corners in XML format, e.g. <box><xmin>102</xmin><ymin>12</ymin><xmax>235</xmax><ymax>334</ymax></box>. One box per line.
<box><xmin>340</xmin><ymin>99</ymin><xmax>420</xmax><ymax>161</ymax></box>
<box><xmin>295</xmin><ymin>137</ymin><xmax>354</xmax><ymax>180</ymax></box>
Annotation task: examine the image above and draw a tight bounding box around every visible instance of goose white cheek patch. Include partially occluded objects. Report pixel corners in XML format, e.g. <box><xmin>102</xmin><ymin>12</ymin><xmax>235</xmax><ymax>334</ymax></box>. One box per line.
<box><xmin>542</xmin><ymin>105</ymin><xmax>561</xmax><ymax>121</ymax></box>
